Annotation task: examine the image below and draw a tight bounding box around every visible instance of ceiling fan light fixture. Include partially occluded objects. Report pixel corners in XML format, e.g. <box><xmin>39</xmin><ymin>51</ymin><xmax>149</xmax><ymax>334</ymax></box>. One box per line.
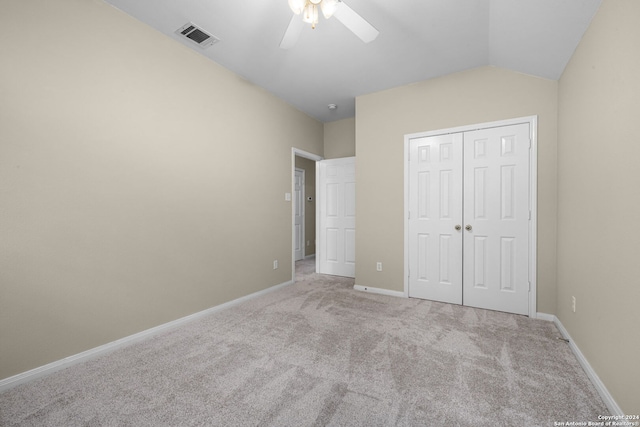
<box><xmin>302</xmin><ymin>3</ymin><xmax>319</xmax><ymax>28</ymax></box>
<box><xmin>288</xmin><ymin>0</ymin><xmax>306</xmax><ymax>15</ymax></box>
<box><xmin>281</xmin><ymin>0</ymin><xmax>378</xmax><ymax>48</ymax></box>
<box><xmin>320</xmin><ymin>0</ymin><xmax>339</xmax><ymax>19</ymax></box>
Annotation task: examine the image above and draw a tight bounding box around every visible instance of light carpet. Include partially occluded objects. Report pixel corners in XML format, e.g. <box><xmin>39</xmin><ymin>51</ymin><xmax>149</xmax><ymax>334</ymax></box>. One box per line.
<box><xmin>0</xmin><ymin>258</ymin><xmax>608</xmax><ymax>426</ymax></box>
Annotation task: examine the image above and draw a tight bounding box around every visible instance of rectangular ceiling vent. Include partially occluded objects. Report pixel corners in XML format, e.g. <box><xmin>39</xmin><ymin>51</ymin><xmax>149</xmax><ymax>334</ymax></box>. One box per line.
<box><xmin>175</xmin><ymin>22</ymin><xmax>219</xmax><ymax>49</ymax></box>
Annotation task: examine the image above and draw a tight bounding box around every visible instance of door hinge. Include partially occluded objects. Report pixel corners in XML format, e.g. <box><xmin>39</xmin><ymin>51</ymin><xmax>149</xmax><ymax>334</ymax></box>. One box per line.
<box><xmin>408</xmin><ymin>210</ymin><xmax>411</xmax><ymax>219</ymax></box>
<box><xmin>528</xmin><ymin>210</ymin><xmax>532</xmax><ymax>220</ymax></box>
<box><xmin>529</xmin><ymin>138</ymin><xmax>532</xmax><ymax>149</ymax></box>
<box><xmin>528</xmin><ymin>281</ymin><xmax>531</xmax><ymax>292</ymax></box>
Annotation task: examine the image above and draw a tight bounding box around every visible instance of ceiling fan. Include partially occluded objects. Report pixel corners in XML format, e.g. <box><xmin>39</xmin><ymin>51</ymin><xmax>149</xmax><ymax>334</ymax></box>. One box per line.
<box><xmin>280</xmin><ymin>0</ymin><xmax>379</xmax><ymax>49</ymax></box>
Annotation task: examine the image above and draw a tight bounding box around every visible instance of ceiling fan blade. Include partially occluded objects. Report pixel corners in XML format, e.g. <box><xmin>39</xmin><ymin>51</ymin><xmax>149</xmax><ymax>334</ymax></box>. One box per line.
<box><xmin>334</xmin><ymin>1</ymin><xmax>379</xmax><ymax>43</ymax></box>
<box><xmin>280</xmin><ymin>14</ymin><xmax>305</xmax><ymax>49</ymax></box>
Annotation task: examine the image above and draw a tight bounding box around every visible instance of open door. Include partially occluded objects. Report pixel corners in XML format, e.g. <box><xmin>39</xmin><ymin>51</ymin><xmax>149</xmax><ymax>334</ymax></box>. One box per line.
<box><xmin>317</xmin><ymin>157</ymin><xmax>356</xmax><ymax>278</ymax></box>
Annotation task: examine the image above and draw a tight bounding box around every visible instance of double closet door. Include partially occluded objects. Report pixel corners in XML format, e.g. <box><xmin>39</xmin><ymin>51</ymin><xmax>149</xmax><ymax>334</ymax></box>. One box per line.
<box><xmin>408</xmin><ymin>123</ymin><xmax>531</xmax><ymax>315</ymax></box>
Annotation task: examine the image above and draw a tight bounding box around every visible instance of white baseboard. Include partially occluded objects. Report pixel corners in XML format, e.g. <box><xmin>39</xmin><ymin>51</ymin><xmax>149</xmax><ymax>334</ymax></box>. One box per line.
<box><xmin>353</xmin><ymin>284</ymin><xmax>406</xmax><ymax>298</ymax></box>
<box><xmin>537</xmin><ymin>313</ymin><xmax>623</xmax><ymax>416</ymax></box>
<box><xmin>0</xmin><ymin>279</ymin><xmax>294</xmax><ymax>393</ymax></box>
<box><xmin>535</xmin><ymin>312</ymin><xmax>556</xmax><ymax>322</ymax></box>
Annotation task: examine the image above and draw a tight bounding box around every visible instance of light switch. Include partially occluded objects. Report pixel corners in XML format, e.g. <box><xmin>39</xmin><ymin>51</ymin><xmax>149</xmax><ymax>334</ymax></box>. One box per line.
<box><xmin>285</xmin><ymin>193</ymin><xmax>291</xmax><ymax>201</ymax></box>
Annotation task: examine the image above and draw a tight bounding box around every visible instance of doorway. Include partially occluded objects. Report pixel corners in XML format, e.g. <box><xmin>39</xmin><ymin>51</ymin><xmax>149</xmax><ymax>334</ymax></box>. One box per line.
<box><xmin>294</xmin><ymin>168</ymin><xmax>305</xmax><ymax>262</ymax></box>
<box><xmin>292</xmin><ymin>148</ymin><xmax>323</xmax><ymax>282</ymax></box>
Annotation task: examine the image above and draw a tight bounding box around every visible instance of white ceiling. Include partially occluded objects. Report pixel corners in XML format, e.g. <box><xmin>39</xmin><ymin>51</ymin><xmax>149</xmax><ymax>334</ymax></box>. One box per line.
<box><xmin>103</xmin><ymin>0</ymin><xmax>602</xmax><ymax>123</ymax></box>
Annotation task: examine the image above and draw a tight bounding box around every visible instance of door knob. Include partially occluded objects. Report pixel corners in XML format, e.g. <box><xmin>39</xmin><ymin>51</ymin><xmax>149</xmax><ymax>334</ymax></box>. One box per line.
<box><xmin>465</xmin><ymin>224</ymin><xmax>472</xmax><ymax>231</ymax></box>
<box><xmin>455</xmin><ymin>225</ymin><xmax>461</xmax><ymax>231</ymax></box>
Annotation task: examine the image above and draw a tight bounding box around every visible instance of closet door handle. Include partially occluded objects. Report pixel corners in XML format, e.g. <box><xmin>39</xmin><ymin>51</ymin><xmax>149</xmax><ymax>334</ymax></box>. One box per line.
<box><xmin>455</xmin><ymin>225</ymin><xmax>461</xmax><ymax>231</ymax></box>
<box><xmin>465</xmin><ymin>224</ymin><xmax>472</xmax><ymax>231</ymax></box>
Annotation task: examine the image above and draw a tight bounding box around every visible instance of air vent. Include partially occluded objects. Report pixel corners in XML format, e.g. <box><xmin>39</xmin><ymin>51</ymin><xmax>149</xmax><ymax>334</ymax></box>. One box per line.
<box><xmin>175</xmin><ymin>22</ymin><xmax>219</xmax><ymax>49</ymax></box>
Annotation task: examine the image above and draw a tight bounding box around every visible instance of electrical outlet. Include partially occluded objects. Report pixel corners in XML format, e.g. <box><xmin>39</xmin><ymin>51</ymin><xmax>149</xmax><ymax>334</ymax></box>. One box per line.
<box><xmin>376</xmin><ymin>262</ymin><xmax>382</xmax><ymax>272</ymax></box>
<box><xmin>572</xmin><ymin>296</ymin><xmax>576</xmax><ymax>313</ymax></box>
<box><xmin>273</xmin><ymin>260</ymin><xmax>278</xmax><ymax>270</ymax></box>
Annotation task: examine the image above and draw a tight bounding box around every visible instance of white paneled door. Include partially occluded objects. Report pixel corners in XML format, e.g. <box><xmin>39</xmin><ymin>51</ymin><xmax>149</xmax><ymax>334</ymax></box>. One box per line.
<box><xmin>462</xmin><ymin>125</ymin><xmax>531</xmax><ymax>315</ymax></box>
<box><xmin>294</xmin><ymin>168</ymin><xmax>305</xmax><ymax>261</ymax></box>
<box><xmin>408</xmin><ymin>133</ymin><xmax>464</xmax><ymax>304</ymax></box>
<box><xmin>318</xmin><ymin>157</ymin><xmax>356</xmax><ymax>278</ymax></box>
<box><xmin>408</xmin><ymin>122</ymin><xmax>532</xmax><ymax>315</ymax></box>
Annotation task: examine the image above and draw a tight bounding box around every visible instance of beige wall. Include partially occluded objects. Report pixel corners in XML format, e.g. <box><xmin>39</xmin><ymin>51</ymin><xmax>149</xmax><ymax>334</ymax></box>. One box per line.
<box><xmin>3</xmin><ymin>0</ymin><xmax>636</xmax><ymax>414</ymax></box>
<box><xmin>324</xmin><ymin>117</ymin><xmax>355</xmax><ymax>159</ymax></box>
<box><xmin>557</xmin><ymin>0</ymin><xmax>640</xmax><ymax>414</ymax></box>
<box><xmin>0</xmin><ymin>0</ymin><xmax>323</xmax><ymax>380</ymax></box>
<box><xmin>294</xmin><ymin>157</ymin><xmax>316</xmax><ymax>257</ymax></box>
<box><xmin>355</xmin><ymin>66</ymin><xmax>558</xmax><ymax>314</ymax></box>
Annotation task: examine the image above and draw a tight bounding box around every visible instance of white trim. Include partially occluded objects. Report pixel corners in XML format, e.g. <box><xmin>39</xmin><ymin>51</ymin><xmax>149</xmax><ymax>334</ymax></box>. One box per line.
<box><xmin>316</xmin><ymin>161</ymin><xmax>321</xmax><ymax>275</ymax></box>
<box><xmin>537</xmin><ymin>313</ymin><xmax>624</xmax><ymax>416</ymax></box>
<box><xmin>403</xmin><ymin>136</ymin><xmax>411</xmax><ymax>299</ymax></box>
<box><xmin>291</xmin><ymin>148</ymin><xmax>323</xmax><ymax>282</ymax></box>
<box><xmin>354</xmin><ymin>284</ymin><xmax>405</xmax><ymax>298</ymax></box>
<box><xmin>0</xmin><ymin>279</ymin><xmax>294</xmax><ymax>393</ymax></box>
<box><xmin>403</xmin><ymin>116</ymin><xmax>538</xmax><ymax>317</ymax></box>
<box><xmin>535</xmin><ymin>312</ymin><xmax>556</xmax><ymax>322</ymax></box>
<box><xmin>528</xmin><ymin>116</ymin><xmax>538</xmax><ymax>318</ymax></box>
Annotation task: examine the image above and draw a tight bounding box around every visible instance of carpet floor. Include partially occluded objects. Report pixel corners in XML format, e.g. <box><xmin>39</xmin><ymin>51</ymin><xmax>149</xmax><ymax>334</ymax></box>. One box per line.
<box><xmin>0</xmin><ymin>258</ymin><xmax>608</xmax><ymax>426</ymax></box>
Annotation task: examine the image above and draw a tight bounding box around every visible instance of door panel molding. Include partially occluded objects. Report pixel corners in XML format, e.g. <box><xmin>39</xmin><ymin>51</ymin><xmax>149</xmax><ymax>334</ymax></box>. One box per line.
<box><xmin>404</xmin><ymin>116</ymin><xmax>538</xmax><ymax>317</ymax></box>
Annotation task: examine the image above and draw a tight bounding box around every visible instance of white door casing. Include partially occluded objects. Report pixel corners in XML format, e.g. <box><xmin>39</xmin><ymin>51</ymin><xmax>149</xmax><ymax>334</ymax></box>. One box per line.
<box><xmin>405</xmin><ymin>117</ymin><xmax>537</xmax><ymax>317</ymax></box>
<box><xmin>408</xmin><ymin>133</ymin><xmax>463</xmax><ymax>304</ymax></box>
<box><xmin>318</xmin><ymin>157</ymin><xmax>356</xmax><ymax>278</ymax></box>
<box><xmin>294</xmin><ymin>168</ymin><xmax>305</xmax><ymax>261</ymax></box>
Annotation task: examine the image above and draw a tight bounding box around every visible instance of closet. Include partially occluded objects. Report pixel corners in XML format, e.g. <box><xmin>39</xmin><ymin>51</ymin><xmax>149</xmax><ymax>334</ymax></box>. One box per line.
<box><xmin>406</xmin><ymin>120</ymin><xmax>534</xmax><ymax>315</ymax></box>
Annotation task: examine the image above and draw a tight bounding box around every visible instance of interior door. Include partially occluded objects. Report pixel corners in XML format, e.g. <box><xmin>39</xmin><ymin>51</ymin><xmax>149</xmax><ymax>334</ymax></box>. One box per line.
<box><xmin>407</xmin><ymin>122</ymin><xmax>532</xmax><ymax>315</ymax></box>
<box><xmin>408</xmin><ymin>134</ymin><xmax>463</xmax><ymax>304</ymax></box>
<box><xmin>318</xmin><ymin>157</ymin><xmax>356</xmax><ymax>277</ymax></box>
<box><xmin>462</xmin><ymin>123</ymin><xmax>531</xmax><ymax>315</ymax></box>
<box><xmin>294</xmin><ymin>168</ymin><xmax>305</xmax><ymax>261</ymax></box>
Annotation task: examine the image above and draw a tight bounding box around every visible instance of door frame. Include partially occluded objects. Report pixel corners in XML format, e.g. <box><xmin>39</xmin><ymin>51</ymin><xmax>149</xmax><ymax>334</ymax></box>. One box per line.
<box><xmin>403</xmin><ymin>116</ymin><xmax>538</xmax><ymax>318</ymax></box>
<box><xmin>294</xmin><ymin>168</ymin><xmax>306</xmax><ymax>261</ymax></box>
<box><xmin>292</xmin><ymin>148</ymin><xmax>323</xmax><ymax>282</ymax></box>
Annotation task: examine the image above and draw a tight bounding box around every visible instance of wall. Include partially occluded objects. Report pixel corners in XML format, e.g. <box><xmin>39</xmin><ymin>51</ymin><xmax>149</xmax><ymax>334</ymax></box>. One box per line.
<box><xmin>355</xmin><ymin>66</ymin><xmax>558</xmax><ymax>314</ymax></box>
<box><xmin>557</xmin><ymin>0</ymin><xmax>640</xmax><ymax>414</ymax></box>
<box><xmin>294</xmin><ymin>156</ymin><xmax>316</xmax><ymax>257</ymax></box>
<box><xmin>324</xmin><ymin>117</ymin><xmax>356</xmax><ymax>159</ymax></box>
<box><xmin>0</xmin><ymin>0</ymin><xmax>323</xmax><ymax>380</ymax></box>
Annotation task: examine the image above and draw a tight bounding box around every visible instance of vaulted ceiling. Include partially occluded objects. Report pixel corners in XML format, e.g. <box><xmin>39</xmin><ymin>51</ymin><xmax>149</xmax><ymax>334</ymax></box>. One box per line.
<box><xmin>103</xmin><ymin>0</ymin><xmax>602</xmax><ymax>122</ymax></box>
